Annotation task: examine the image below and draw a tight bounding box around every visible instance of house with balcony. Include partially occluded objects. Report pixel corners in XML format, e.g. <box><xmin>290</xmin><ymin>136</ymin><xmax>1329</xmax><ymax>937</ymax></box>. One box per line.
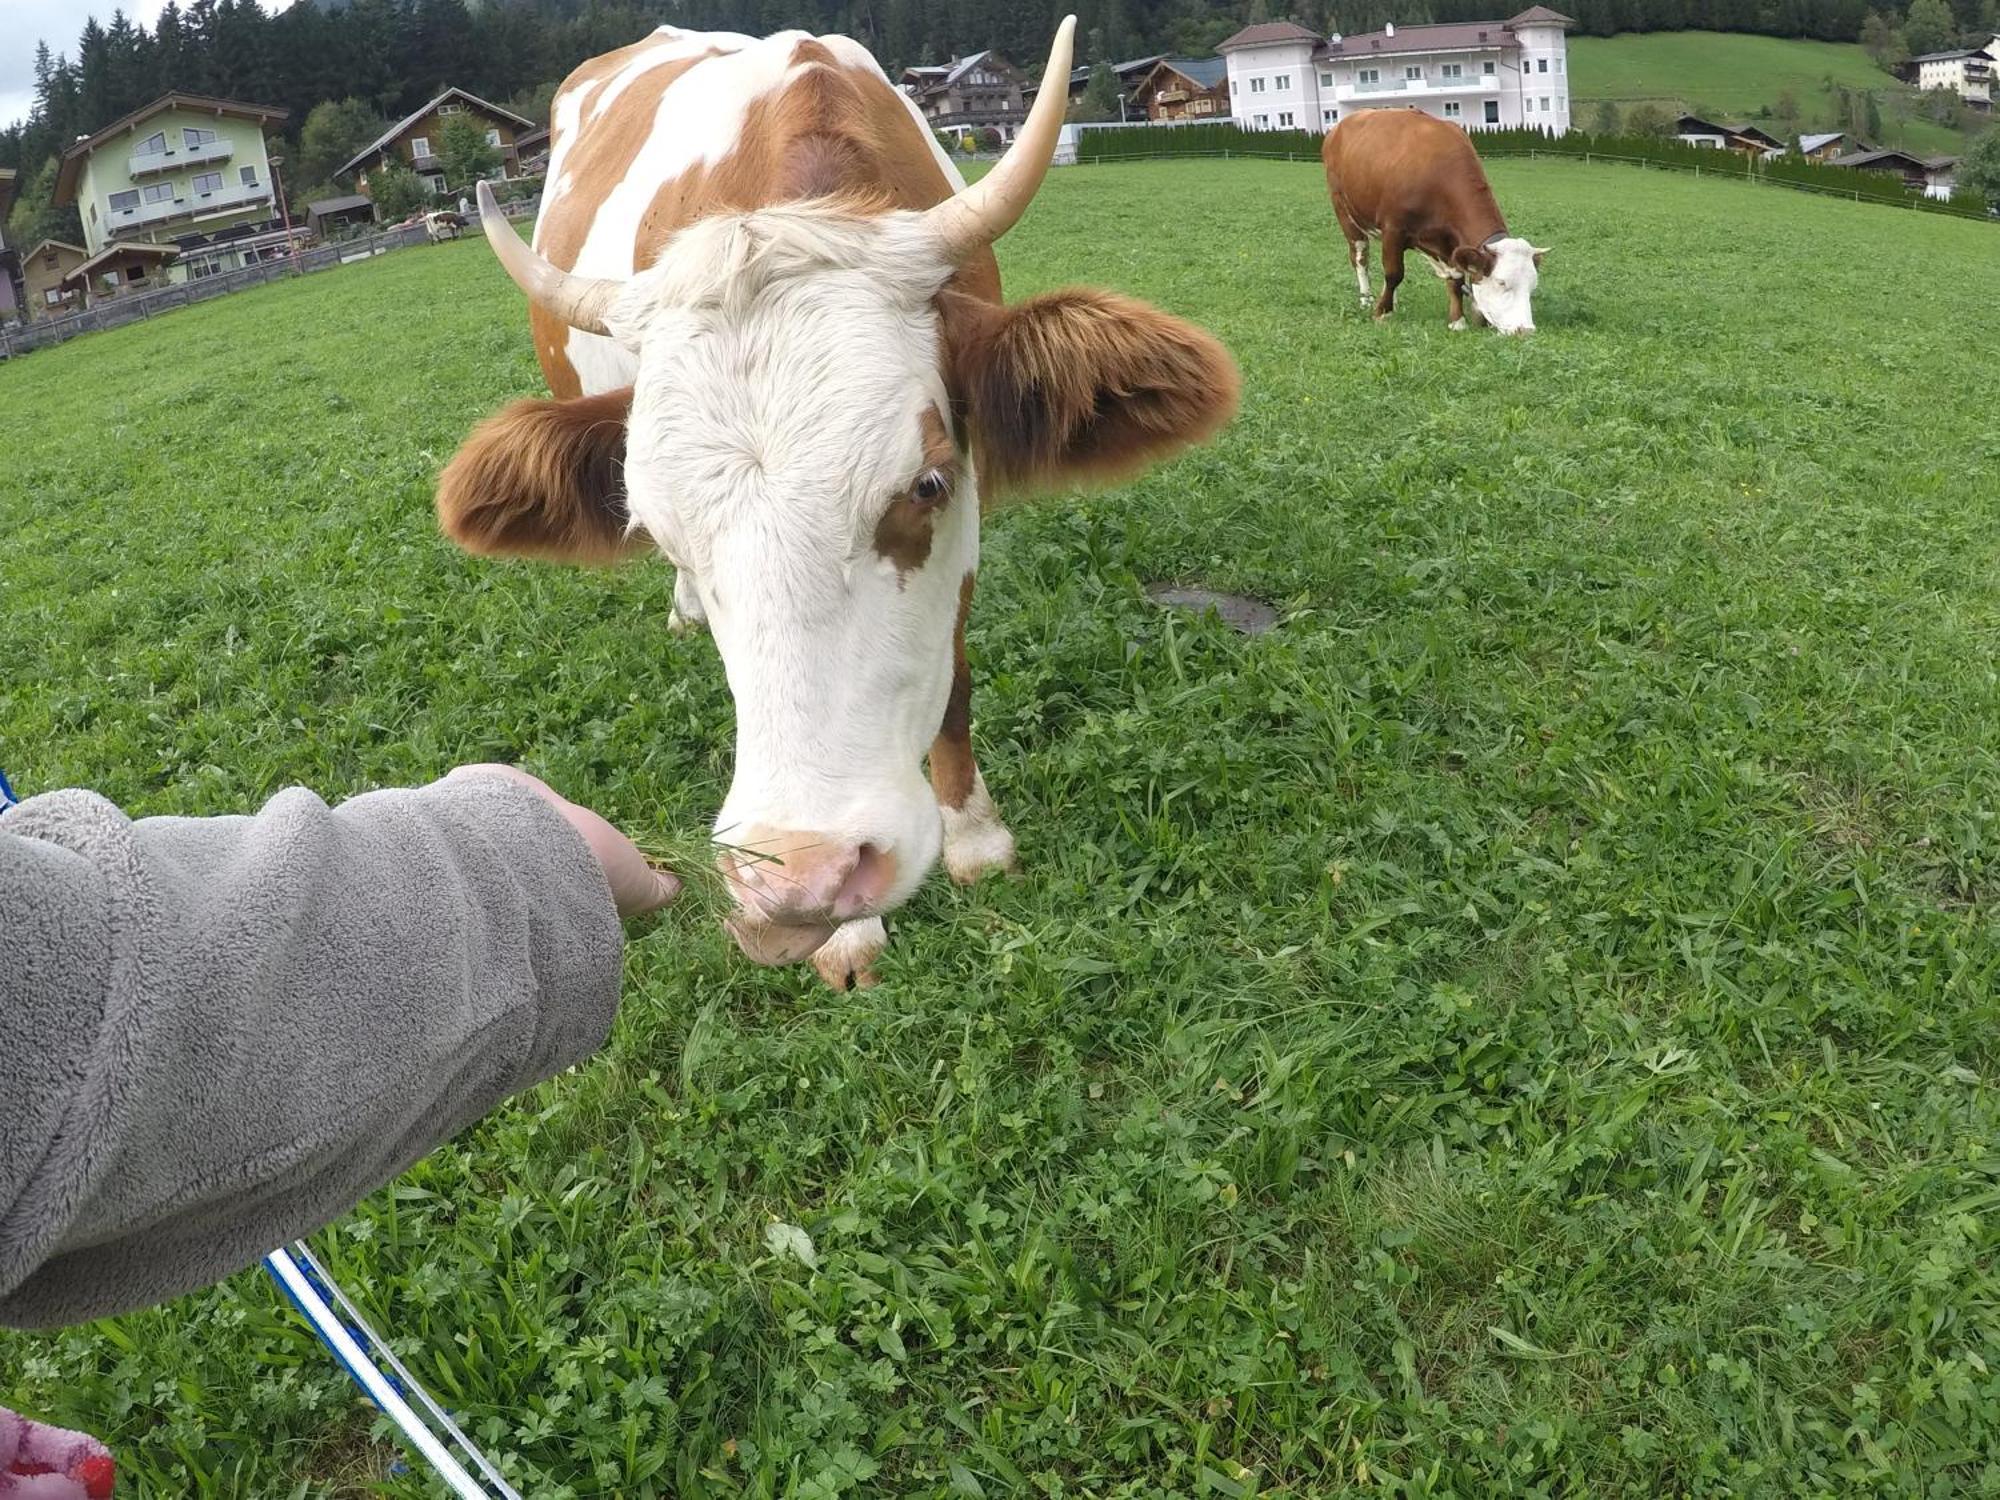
<box><xmin>1131</xmin><ymin>58</ymin><xmax>1232</xmax><ymax>121</ymax></box>
<box><xmin>1830</xmin><ymin>146</ymin><xmax>1961</xmax><ymax>200</ymax></box>
<box><xmin>51</xmin><ymin>92</ymin><xmax>291</xmax><ymax>289</ymax></box>
<box><xmin>1023</xmin><ymin>53</ymin><xmax>1169</xmax><ymax>117</ymax></box>
<box><xmin>338</xmin><ymin>87</ymin><xmax>536</xmax><ymax>199</ymax></box>
<box><xmin>1674</xmin><ymin>114</ymin><xmax>1784</xmax><ymax>155</ymax></box>
<box><xmin>1219</xmin><ymin>9</ymin><xmax>1575</xmax><ymax>135</ymax></box>
<box><xmin>1912</xmin><ymin>38</ymin><xmax>1998</xmax><ymax>105</ymax></box>
<box><xmin>20</xmin><ymin>240</ymin><xmax>88</xmax><ymax>321</ymax></box>
<box><xmin>901</xmin><ymin>52</ymin><xmax>1029</xmax><ymax>142</ymax></box>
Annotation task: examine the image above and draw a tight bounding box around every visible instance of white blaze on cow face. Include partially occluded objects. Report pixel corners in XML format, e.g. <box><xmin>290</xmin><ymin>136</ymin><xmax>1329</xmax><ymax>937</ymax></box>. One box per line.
<box><xmin>1466</xmin><ymin>236</ymin><xmax>1544</xmax><ymax>335</ymax></box>
<box><xmin>601</xmin><ymin>209</ymin><xmax>974</xmax><ymax>950</ymax></box>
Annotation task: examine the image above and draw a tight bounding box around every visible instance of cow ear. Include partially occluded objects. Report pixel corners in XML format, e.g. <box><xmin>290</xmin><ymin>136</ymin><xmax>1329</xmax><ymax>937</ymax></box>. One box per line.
<box><xmin>944</xmin><ymin>289</ymin><xmax>1238</xmax><ymax>504</ymax></box>
<box><xmin>1450</xmin><ymin>245</ymin><xmax>1496</xmax><ymax>281</ymax></box>
<box><xmin>437</xmin><ymin>388</ymin><xmax>646</xmax><ymax>564</ymax></box>
<box><xmin>1531</xmin><ymin>245</ymin><xmax>1550</xmax><ymax>269</ymax></box>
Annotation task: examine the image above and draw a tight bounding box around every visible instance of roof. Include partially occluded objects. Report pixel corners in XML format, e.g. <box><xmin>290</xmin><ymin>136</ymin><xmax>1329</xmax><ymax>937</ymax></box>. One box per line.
<box><xmin>1217</xmin><ymin>21</ymin><xmax>1322</xmax><ymax>52</ymax></box>
<box><xmin>1797</xmin><ymin>131</ymin><xmax>1844</xmax><ymax>152</ymax></box>
<box><xmin>23</xmin><ymin>238</ymin><xmax>87</xmax><ymax>261</ymax></box>
<box><xmin>1506</xmin><ymin>6</ymin><xmax>1578</xmax><ymax>24</ymax></box>
<box><xmin>516</xmin><ymin>126</ymin><xmax>550</xmax><ymax>151</ymax></box>
<box><xmin>1142</xmin><ymin>55</ymin><xmax>1228</xmax><ymax>89</ymax></box>
<box><xmin>1322</xmin><ymin>20</ymin><xmax>1527</xmax><ymax>58</ymax></box>
<box><xmin>1675</xmin><ymin>114</ymin><xmax>1778</xmax><ymax>142</ymax></box>
<box><xmin>336</xmin><ymin>87</ymin><xmax>537</xmax><ymax>178</ymax></box>
<box><xmin>60</xmin><ymin>238</ymin><xmax>178</xmax><ymax>288</ymax></box>
<box><xmin>53</xmin><ymin>92</ymin><xmax>288</xmax><ymax>205</ymax></box>
<box><xmin>306</xmin><ymin>194</ymin><xmax>373</xmax><ymax>215</ymax></box>
<box><xmin>1911</xmin><ymin>47</ymin><xmax>1983</xmax><ymax>61</ymax></box>
<box><xmin>1830</xmin><ymin>147</ymin><xmax>1956</xmax><ymax>171</ymax></box>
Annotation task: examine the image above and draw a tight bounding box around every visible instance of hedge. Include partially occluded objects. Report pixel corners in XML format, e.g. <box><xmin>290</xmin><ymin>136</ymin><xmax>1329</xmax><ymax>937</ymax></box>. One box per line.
<box><xmin>1070</xmin><ymin>122</ymin><xmax>1992</xmax><ymax>220</ymax></box>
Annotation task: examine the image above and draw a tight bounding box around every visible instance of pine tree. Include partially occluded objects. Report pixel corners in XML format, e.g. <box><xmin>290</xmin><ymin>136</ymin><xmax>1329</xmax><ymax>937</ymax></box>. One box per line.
<box><xmin>1903</xmin><ymin>0</ymin><xmax>1955</xmax><ymax>55</ymax></box>
<box><xmin>299</xmin><ymin>97</ymin><xmax>388</xmax><ymax>184</ymax></box>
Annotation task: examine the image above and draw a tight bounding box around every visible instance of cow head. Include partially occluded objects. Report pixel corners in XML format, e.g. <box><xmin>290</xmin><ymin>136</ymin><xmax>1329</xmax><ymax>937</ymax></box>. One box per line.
<box><xmin>438</xmin><ymin>16</ymin><xmax>1238</xmax><ymax>966</ymax></box>
<box><xmin>1450</xmin><ymin>237</ymin><xmax>1547</xmax><ymax>335</ymax></box>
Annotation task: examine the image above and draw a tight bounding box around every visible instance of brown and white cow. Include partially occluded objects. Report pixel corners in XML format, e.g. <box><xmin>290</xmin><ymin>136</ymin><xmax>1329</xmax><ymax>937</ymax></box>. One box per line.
<box><xmin>435</xmin><ymin>18</ymin><xmax>1238</xmax><ymax>987</ymax></box>
<box><xmin>1321</xmin><ymin>109</ymin><xmax>1548</xmax><ymax>334</ymax></box>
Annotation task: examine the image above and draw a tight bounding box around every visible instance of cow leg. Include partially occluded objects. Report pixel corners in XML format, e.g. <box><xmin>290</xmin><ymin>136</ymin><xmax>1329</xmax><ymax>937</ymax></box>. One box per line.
<box><xmin>1374</xmin><ymin>229</ymin><xmax>1406</xmax><ymax>322</ymax></box>
<box><xmin>812</xmin><ymin>916</ymin><xmax>886</xmax><ymax>991</ymax></box>
<box><xmin>1446</xmin><ymin>274</ymin><xmax>1468</xmax><ymax>332</ymax></box>
<box><xmin>931</xmin><ymin>575</ymin><xmax>1018</xmax><ymax>884</ymax></box>
<box><xmin>667</xmin><ymin>568</ymin><xmax>707</xmax><ymax>635</ymax></box>
<box><xmin>1332</xmin><ymin>200</ymin><xmax>1371</xmax><ymax>308</ymax></box>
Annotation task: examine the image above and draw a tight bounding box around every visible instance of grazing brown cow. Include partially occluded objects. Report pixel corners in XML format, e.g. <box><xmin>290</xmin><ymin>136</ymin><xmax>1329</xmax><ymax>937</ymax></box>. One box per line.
<box><xmin>1322</xmin><ymin>109</ymin><xmax>1548</xmax><ymax>334</ymax></box>
<box><xmin>436</xmin><ymin>19</ymin><xmax>1239</xmax><ymax>988</ymax></box>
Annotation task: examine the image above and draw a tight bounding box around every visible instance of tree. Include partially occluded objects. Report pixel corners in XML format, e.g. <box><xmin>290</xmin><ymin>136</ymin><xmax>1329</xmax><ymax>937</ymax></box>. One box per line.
<box><xmin>438</xmin><ymin>115</ymin><xmax>502</xmax><ymax>192</ymax></box>
<box><xmin>1903</xmin><ymin>0</ymin><xmax>1955</xmax><ymax>57</ymax></box>
<box><xmin>1774</xmin><ymin>88</ymin><xmax>1800</xmax><ymax>130</ymax></box>
<box><xmin>368</xmin><ymin>157</ymin><xmax>430</xmax><ymax>220</ymax></box>
<box><xmin>1071</xmin><ymin>62</ymin><xmax>1121</xmax><ymax>122</ymax></box>
<box><xmin>1859</xmin><ymin>10</ymin><xmax>1907</xmax><ymax>69</ymax></box>
<box><xmin>1624</xmin><ymin>102</ymin><xmax>1673</xmax><ymax>136</ymax></box>
<box><xmin>298</xmin><ymin>97</ymin><xmax>386</xmax><ymax>186</ymax></box>
<box><xmin>1590</xmin><ymin>99</ymin><xmax>1620</xmax><ymax>132</ymax></box>
<box><xmin>1863</xmin><ymin>90</ymin><xmax>1883</xmax><ymax>139</ymax></box>
<box><xmin>1956</xmin><ymin>126</ymin><xmax>2000</xmax><ymax>209</ymax></box>
<box><xmin>5</xmin><ymin>157</ymin><xmax>85</xmax><ymax>252</ymax></box>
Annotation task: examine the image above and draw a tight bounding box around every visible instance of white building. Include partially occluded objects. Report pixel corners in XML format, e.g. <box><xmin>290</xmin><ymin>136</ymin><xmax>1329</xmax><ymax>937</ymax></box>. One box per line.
<box><xmin>1218</xmin><ymin>8</ymin><xmax>1575</xmax><ymax>135</ymax></box>
<box><xmin>1912</xmin><ymin>38</ymin><xmax>1998</xmax><ymax>105</ymax></box>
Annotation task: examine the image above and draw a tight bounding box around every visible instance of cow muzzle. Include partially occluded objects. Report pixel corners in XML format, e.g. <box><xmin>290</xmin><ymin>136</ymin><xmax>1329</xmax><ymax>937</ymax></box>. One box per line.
<box><xmin>719</xmin><ymin>830</ymin><xmax>899</xmax><ymax>964</ymax></box>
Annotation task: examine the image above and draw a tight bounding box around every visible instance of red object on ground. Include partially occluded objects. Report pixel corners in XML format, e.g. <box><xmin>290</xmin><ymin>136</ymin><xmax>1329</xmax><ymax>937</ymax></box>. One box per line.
<box><xmin>0</xmin><ymin>1407</ymin><xmax>115</xmax><ymax>1497</ymax></box>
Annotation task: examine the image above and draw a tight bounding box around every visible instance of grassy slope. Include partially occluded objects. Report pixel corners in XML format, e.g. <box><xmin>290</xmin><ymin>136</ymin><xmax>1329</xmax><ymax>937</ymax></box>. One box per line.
<box><xmin>1570</xmin><ymin>30</ymin><xmax>1971</xmax><ymax>155</ymax></box>
<box><xmin>4</xmin><ymin>159</ymin><xmax>2000</xmax><ymax>1497</ymax></box>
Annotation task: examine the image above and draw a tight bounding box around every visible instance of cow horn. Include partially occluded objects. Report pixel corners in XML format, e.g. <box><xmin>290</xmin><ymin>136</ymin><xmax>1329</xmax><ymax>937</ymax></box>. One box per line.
<box><xmin>477</xmin><ymin>180</ymin><xmax>622</xmax><ymax>336</ymax></box>
<box><xmin>924</xmin><ymin>15</ymin><xmax>1076</xmax><ymax>260</ymax></box>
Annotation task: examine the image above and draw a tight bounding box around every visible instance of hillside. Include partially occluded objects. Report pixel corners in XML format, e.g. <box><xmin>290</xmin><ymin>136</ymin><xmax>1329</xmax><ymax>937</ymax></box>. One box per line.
<box><xmin>1569</xmin><ymin>31</ymin><xmax>1975</xmax><ymax>156</ymax></box>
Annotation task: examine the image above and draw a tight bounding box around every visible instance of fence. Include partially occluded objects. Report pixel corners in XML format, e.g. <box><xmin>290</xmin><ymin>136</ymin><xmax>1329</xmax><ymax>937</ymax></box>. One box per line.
<box><xmin>0</xmin><ymin>196</ymin><xmax>540</xmax><ymax>360</ymax></box>
<box><xmin>1068</xmin><ymin>123</ymin><xmax>1994</xmax><ymax>223</ymax></box>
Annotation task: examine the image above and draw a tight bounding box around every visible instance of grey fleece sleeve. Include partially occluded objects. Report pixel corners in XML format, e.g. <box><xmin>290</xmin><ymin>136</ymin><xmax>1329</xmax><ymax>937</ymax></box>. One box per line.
<box><xmin>0</xmin><ymin>776</ymin><xmax>623</xmax><ymax>1329</ymax></box>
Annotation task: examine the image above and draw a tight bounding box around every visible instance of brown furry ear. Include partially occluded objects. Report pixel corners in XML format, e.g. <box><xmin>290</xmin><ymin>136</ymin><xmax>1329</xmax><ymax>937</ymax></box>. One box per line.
<box><xmin>943</xmin><ymin>289</ymin><xmax>1238</xmax><ymax>503</ymax></box>
<box><xmin>1450</xmin><ymin>245</ymin><xmax>1497</xmax><ymax>281</ymax></box>
<box><xmin>437</xmin><ymin>388</ymin><xmax>643</xmax><ymax>564</ymax></box>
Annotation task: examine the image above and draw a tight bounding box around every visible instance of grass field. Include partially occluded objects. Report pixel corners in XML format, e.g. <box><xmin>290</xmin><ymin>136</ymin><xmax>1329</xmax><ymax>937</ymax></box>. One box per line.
<box><xmin>1570</xmin><ymin>30</ymin><xmax>1975</xmax><ymax>155</ymax></box>
<box><xmin>5</xmin><ymin>158</ymin><xmax>2000</xmax><ymax>1496</ymax></box>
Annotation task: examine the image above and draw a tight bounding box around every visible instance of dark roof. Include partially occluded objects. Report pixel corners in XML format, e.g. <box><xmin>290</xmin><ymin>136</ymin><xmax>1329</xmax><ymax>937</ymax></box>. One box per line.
<box><xmin>1830</xmin><ymin>147</ymin><xmax>1955</xmax><ymax>171</ymax></box>
<box><xmin>1217</xmin><ymin>21</ymin><xmax>1322</xmax><ymax>51</ymax></box>
<box><xmin>1323</xmin><ymin>21</ymin><xmax>1525</xmax><ymax>58</ymax></box>
<box><xmin>337</xmin><ymin>87</ymin><xmax>537</xmax><ymax>178</ymax></box>
<box><xmin>307</xmin><ymin>194</ymin><xmax>373</xmax><ymax>215</ymax></box>
<box><xmin>1675</xmin><ymin>114</ymin><xmax>1779</xmax><ymax>143</ymax></box>
<box><xmin>1507</xmin><ymin>6</ymin><xmax>1578</xmax><ymax>24</ymax></box>
<box><xmin>1911</xmin><ymin>47</ymin><xmax>1983</xmax><ymax>61</ymax></box>
<box><xmin>53</xmin><ymin>92</ymin><xmax>288</xmax><ymax>205</ymax></box>
<box><xmin>515</xmin><ymin>126</ymin><xmax>550</xmax><ymax>151</ymax></box>
<box><xmin>23</xmin><ymin>238</ymin><xmax>87</xmax><ymax>261</ymax></box>
<box><xmin>62</xmin><ymin>238</ymin><xmax>179</xmax><ymax>288</ymax></box>
<box><xmin>1145</xmin><ymin>55</ymin><xmax>1228</xmax><ymax>89</ymax></box>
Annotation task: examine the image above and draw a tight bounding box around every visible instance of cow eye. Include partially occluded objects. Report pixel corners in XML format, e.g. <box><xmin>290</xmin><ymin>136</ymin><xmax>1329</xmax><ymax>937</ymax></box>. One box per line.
<box><xmin>912</xmin><ymin>469</ymin><xmax>952</xmax><ymax>507</ymax></box>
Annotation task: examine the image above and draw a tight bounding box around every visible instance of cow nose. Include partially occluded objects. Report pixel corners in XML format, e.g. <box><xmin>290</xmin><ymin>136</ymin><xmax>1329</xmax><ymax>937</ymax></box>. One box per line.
<box><xmin>723</xmin><ymin>832</ymin><xmax>898</xmax><ymax>926</ymax></box>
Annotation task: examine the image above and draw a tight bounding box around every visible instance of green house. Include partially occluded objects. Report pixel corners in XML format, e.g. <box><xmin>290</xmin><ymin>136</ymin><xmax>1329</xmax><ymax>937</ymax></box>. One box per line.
<box><xmin>52</xmin><ymin>92</ymin><xmax>292</xmax><ymax>302</ymax></box>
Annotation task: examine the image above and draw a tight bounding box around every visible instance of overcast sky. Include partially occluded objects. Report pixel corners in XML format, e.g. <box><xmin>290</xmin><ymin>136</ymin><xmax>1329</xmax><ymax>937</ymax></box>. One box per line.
<box><xmin>2</xmin><ymin>0</ymin><xmax>281</xmax><ymax>133</ymax></box>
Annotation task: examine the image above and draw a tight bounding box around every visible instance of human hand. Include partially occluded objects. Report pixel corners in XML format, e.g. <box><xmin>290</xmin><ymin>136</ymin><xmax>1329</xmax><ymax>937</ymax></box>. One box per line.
<box><xmin>445</xmin><ymin>765</ymin><xmax>681</xmax><ymax>919</ymax></box>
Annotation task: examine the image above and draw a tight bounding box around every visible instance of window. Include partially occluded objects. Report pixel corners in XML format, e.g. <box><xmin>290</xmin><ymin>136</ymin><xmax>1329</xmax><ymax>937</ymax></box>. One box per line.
<box><xmin>193</xmin><ymin>171</ymin><xmax>223</xmax><ymax>193</ymax></box>
<box><xmin>1275</xmin><ymin>73</ymin><xmax>1290</xmax><ymax>89</ymax></box>
<box><xmin>1442</xmin><ymin>63</ymin><xmax>1463</xmax><ymax>79</ymax></box>
<box><xmin>44</xmin><ymin>287</ymin><xmax>63</xmax><ymax>305</ymax></box>
<box><xmin>1249</xmin><ymin>76</ymin><xmax>1265</xmax><ymax>93</ymax></box>
<box><xmin>1359</xmin><ymin>67</ymin><xmax>1379</xmax><ymax>83</ymax></box>
<box><xmin>485</xmin><ymin>128</ymin><xmax>502</xmax><ymax>146</ymax></box>
<box><xmin>1444</xmin><ymin>100</ymin><xmax>1461</xmax><ymax>117</ymax></box>
<box><xmin>425</xmin><ymin>174</ymin><xmax>446</xmax><ymax>194</ymax></box>
<box><xmin>1483</xmin><ymin>60</ymin><xmax>1496</xmax><ymax>75</ymax></box>
<box><xmin>1540</xmin><ymin>96</ymin><xmax>1552</xmax><ymax>110</ymax></box>
<box><xmin>183</xmin><ymin>126</ymin><xmax>217</xmax><ymax>147</ymax></box>
<box><xmin>137</xmin><ymin>130</ymin><xmax>167</xmax><ymax>155</ymax></box>
<box><xmin>142</xmin><ymin>181</ymin><xmax>175</xmax><ymax>203</ymax></box>
<box><xmin>109</xmin><ymin>188</ymin><xmax>140</xmax><ymax>212</ymax></box>
<box><xmin>1253</xmin><ymin>112</ymin><xmax>1269</xmax><ymax>127</ymax></box>
<box><xmin>1406</xmin><ymin>64</ymin><xmax>1423</xmax><ymax>80</ymax></box>
<box><xmin>240</xmin><ymin>165</ymin><xmax>258</xmax><ymax>185</ymax></box>
<box><xmin>1319</xmin><ymin>70</ymin><xmax>1333</xmax><ymax>87</ymax></box>
<box><xmin>1278</xmin><ymin>110</ymin><xmax>1294</xmax><ymax>125</ymax></box>
<box><xmin>1536</xmin><ymin>57</ymin><xmax>1548</xmax><ymax>73</ymax></box>
<box><xmin>1230</xmin><ymin>78</ymin><xmax>1238</xmax><ymax>93</ymax></box>
<box><xmin>1484</xmin><ymin>99</ymin><xmax>1499</xmax><ymax>123</ymax></box>
<box><xmin>1323</xmin><ymin>107</ymin><xmax>1337</xmax><ymax>123</ymax></box>
<box><xmin>439</xmin><ymin>102</ymin><xmax>464</xmax><ymax>114</ymax></box>
<box><xmin>410</xmin><ymin>136</ymin><xmax>431</xmax><ymax>158</ymax></box>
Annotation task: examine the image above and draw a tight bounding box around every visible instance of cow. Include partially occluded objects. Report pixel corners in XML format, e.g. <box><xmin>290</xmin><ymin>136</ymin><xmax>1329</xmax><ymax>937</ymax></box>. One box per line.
<box><xmin>435</xmin><ymin>18</ymin><xmax>1238</xmax><ymax>988</ymax></box>
<box><xmin>1321</xmin><ymin>109</ymin><xmax>1548</xmax><ymax>335</ymax></box>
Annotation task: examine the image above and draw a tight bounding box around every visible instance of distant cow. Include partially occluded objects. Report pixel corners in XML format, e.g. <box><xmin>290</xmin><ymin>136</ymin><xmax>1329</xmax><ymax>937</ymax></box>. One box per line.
<box><xmin>436</xmin><ymin>19</ymin><xmax>1238</xmax><ymax>987</ymax></box>
<box><xmin>1322</xmin><ymin>110</ymin><xmax>1548</xmax><ymax>334</ymax></box>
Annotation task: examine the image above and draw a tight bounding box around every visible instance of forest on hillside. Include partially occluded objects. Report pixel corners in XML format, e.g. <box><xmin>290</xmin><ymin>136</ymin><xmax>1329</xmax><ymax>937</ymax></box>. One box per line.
<box><xmin>4</xmin><ymin>0</ymin><xmax>1994</xmax><ymax>246</ymax></box>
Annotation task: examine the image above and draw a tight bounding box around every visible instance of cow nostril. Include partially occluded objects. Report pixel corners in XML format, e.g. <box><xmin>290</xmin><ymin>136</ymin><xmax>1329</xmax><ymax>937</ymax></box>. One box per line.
<box><xmin>832</xmin><ymin>841</ymin><xmax>896</xmax><ymax>919</ymax></box>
